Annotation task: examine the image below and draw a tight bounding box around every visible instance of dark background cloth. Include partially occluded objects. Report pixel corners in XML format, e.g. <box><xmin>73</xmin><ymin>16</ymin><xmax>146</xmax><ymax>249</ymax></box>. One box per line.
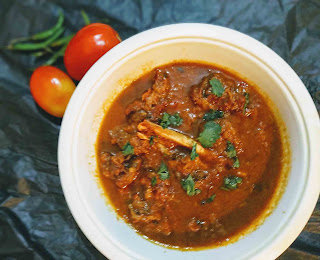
<box><xmin>0</xmin><ymin>0</ymin><xmax>319</xmax><ymax>259</ymax></box>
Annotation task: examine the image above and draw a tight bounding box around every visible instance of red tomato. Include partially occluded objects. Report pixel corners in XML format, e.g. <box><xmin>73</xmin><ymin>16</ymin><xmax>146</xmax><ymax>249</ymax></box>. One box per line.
<box><xmin>64</xmin><ymin>23</ymin><xmax>121</xmax><ymax>81</ymax></box>
<box><xmin>30</xmin><ymin>66</ymin><xmax>76</xmax><ymax>117</ymax></box>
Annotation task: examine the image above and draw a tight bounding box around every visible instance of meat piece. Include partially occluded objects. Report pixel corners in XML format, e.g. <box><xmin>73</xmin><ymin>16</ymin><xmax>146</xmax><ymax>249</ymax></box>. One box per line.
<box><xmin>100</xmin><ymin>152</ymin><xmax>142</xmax><ymax>188</ymax></box>
<box><xmin>126</xmin><ymin>100</ymin><xmax>145</xmax><ymax>118</ymax></box>
<box><xmin>127</xmin><ymin>173</ymin><xmax>174</xmax><ymax>236</ymax></box>
<box><xmin>115</xmin><ymin>158</ymin><xmax>142</xmax><ymax>188</ymax></box>
<box><xmin>129</xmin><ymin>135</ymin><xmax>150</xmax><ymax>156</ymax></box>
<box><xmin>128</xmin><ymin>109</ymin><xmax>148</xmax><ymax>123</ymax></box>
<box><xmin>142</xmin><ymin>70</ymin><xmax>170</xmax><ymax>110</ymax></box>
<box><xmin>126</xmin><ymin>70</ymin><xmax>171</xmax><ymax>121</ymax></box>
<box><xmin>99</xmin><ymin>152</ymin><xmax>125</xmax><ymax>178</ymax></box>
<box><xmin>128</xmin><ymin>194</ymin><xmax>172</xmax><ymax>235</ymax></box>
<box><xmin>129</xmin><ymin>194</ymin><xmax>152</xmax><ymax>217</ymax></box>
<box><xmin>190</xmin><ymin>74</ymin><xmax>246</xmax><ymax>113</ymax></box>
<box><xmin>109</xmin><ymin>126</ymin><xmax>131</xmax><ymax>148</ymax></box>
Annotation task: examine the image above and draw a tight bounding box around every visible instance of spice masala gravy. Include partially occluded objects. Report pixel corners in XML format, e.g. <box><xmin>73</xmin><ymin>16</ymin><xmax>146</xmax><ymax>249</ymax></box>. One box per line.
<box><xmin>96</xmin><ymin>62</ymin><xmax>288</xmax><ymax>249</ymax></box>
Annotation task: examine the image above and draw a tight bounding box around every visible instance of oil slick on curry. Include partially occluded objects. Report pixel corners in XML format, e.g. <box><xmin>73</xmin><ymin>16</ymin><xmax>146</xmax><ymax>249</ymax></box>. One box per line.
<box><xmin>96</xmin><ymin>62</ymin><xmax>290</xmax><ymax>249</ymax></box>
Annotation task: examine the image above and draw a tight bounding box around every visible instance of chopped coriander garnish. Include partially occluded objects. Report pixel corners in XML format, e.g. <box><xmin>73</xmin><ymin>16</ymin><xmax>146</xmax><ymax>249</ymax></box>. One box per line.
<box><xmin>226</xmin><ymin>141</ymin><xmax>237</xmax><ymax>158</ymax></box>
<box><xmin>169</xmin><ymin>112</ymin><xmax>183</xmax><ymax>126</ymax></box>
<box><xmin>157</xmin><ymin>162</ymin><xmax>170</xmax><ymax>180</ymax></box>
<box><xmin>181</xmin><ymin>174</ymin><xmax>201</xmax><ymax>196</ymax></box>
<box><xmin>160</xmin><ymin>113</ymin><xmax>170</xmax><ymax>128</ymax></box>
<box><xmin>207</xmin><ymin>193</ymin><xmax>216</xmax><ymax>203</ymax></box>
<box><xmin>149</xmin><ymin>135</ymin><xmax>155</xmax><ymax>145</ymax></box>
<box><xmin>160</xmin><ymin>112</ymin><xmax>183</xmax><ymax>128</ymax></box>
<box><xmin>190</xmin><ymin>143</ymin><xmax>199</xmax><ymax>160</ymax></box>
<box><xmin>243</xmin><ymin>92</ymin><xmax>249</xmax><ymax>114</ymax></box>
<box><xmin>233</xmin><ymin>157</ymin><xmax>240</xmax><ymax>168</ymax></box>
<box><xmin>198</xmin><ymin>121</ymin><xmax>221</xmax><ymax>148</ymax></box>
<box><xmin>226</xmin><ymin>141</ymin><xmax>240</xmax><ymax>168</ymax></box>
<box><xmin>122</xmin><ymin>142</ymin><xmax>134</xmax><ymax>156</ymax></box>
<box><xmin>151</xmin><ymin>177</ymin><xmax>157</xmax><ymax>187</ymax></box>
<box><xmin>203</xmin><ymin>109</ymin><xmax>224</xmax><ymax>121</ymax></box>
<box><xmin>201</xmin><ymin>194</ymin><xmax>216</xmax><ymax>204</ymax></box>
<box><xmin>209</xmin><ymin>78</ymin><xmax>224</xmax><ymax>97</ymax></box>
<box><xmin>222</xmin><ymin>176</ymin><xmax>242</xmax><ymax>190</ymax></box>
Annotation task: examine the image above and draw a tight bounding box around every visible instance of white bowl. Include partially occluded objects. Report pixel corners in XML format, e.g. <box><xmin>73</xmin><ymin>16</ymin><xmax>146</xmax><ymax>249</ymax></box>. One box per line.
<box><xmin>58</xmin><ymin>24</ymin><xmax>320</xmax><ymax>260</ymax></box>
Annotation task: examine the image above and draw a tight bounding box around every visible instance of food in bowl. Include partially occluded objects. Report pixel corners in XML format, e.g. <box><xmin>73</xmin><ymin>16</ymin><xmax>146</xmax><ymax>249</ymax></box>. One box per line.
<box><xmin>96</xmin><ymin>62</ymin><xmax>289</xmax><ymax>248</ymax></box>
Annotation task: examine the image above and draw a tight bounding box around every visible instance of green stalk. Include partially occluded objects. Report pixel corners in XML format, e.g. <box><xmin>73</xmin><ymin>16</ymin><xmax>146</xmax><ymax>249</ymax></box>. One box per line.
<box><xmin>51</xmin><ymin>34</ymin><xmax>74</xmax><ymax>47</ymax></box>
<box><xmin>8</xmin><ymin>27</ymin><xmax>65</xmax><ymax>51</ymax></box>
<box><xmin>9</xmin><ymin>11</ymin><xmax>64</xmax><ymax>44</ymax></box>
<box><xmin>31</xmin><ymin>11</ymin><xmax>64</xmax><ymax>40</ymax></box>
<box><xmin>81</xmin><ymin>10</ymin><xmax>90</xmax><ymax>25</ymax></box>
<box><xmin>43</xmin><ymin>44</ymin><xmax>67</xmax><ymax>65</ymax></box>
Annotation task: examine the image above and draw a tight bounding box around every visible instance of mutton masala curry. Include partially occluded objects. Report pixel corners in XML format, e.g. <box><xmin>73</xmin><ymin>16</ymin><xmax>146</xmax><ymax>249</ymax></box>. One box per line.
<box><xmin>96</xmin><ymin>62</ymin><xmax>287</xmax><ymax>248</ymax></box>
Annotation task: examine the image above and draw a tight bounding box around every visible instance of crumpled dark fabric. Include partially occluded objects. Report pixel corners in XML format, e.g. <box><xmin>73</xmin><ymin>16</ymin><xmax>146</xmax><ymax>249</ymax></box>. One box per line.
<box><xmin>0</xmin><ymin>0</ymin><xmax>319</xmax><ymax>259</ymax></box>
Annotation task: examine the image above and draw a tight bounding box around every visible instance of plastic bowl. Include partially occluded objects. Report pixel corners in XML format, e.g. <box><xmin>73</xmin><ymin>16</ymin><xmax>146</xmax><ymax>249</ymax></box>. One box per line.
<box><xmin>58</xmin><ymin>24</ymin><xmax>320</xmax><ymax>260</ymax></box>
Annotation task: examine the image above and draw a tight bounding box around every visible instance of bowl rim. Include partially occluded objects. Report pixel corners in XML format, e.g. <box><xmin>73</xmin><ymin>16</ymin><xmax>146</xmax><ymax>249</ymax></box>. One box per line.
<box><xmin>58</xmin><ymin>23</ymin><xmax>320</xmax><ymax>260</ymax></box>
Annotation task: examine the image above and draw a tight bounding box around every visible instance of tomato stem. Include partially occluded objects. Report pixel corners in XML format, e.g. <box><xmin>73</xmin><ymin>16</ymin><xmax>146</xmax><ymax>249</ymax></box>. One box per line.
<box><xmin>81</xmin><ymin>10</ymin><xmax>91</xmax><ymax>25</ymax></box>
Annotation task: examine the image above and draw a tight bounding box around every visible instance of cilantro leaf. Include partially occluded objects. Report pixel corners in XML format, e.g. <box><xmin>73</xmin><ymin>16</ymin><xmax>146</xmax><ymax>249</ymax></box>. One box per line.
<box><xmin>160</xmin><ymin>112</ymin><xmax>183</xmax><ymax>128</ymax></box>
<box><xmin>190</xmin><ymin>143</ymin><xmax>199</xmax><ymax>160</ymax></box>
<box><xmin>207</xmin><ymin>194</ymin><xmax>216</xmax><ymax>203</ymax></box>
<box><xmin>198</xmin><ymin>121</ymin><xmax>221</xmax><ymax>148</ymax></box>
<box><xmin>222</xmin><ymin>176</ymin><xmax>242</xmax><ymax>190</ymax></box>
<box><xmin>151</xmin><ymin>177</ymin><xmax>157</xmax><ymax>187</ymax></box>
<box><xmin>201</xmin><ymin>194</ymin><xmax>216</xmax><ymax>204</ymax></box>
<box><xmin>203</xmin><ymin>109</ymin><xmax>224</xmax><ymax>121</ymax></box>
<box><xmin>169</xmin><ymin>112</ymin><xmax>183</xmax><ymax>126</ymax></box>
<box><xmin>157</xmin><ymin>162</ymin><xmax>170</xmax><ymax>180</ymax></box>
<box><xmin>149</xmin><ymin>135</ymin><xmax>154</xmax><ymax>145</ymax></box>
<box><xmin>122</xmin><ymin>142</ymin><xmax>134</xmax><ymax>156</ymax></box>
<box><xmin>226</xmin><ymin>141</ymin><xmax>237</xmax><ymax>158</ymax></box>
<box><xmin>233</xmin><ymin>157</ymin><xmax>240</xmax><ymax>168</ymax></box>
<box><xmin>243</xmin><ymin>92</ymin><xmax>250</xmax><ymax>114</ymax></box>
<box><xmin>226</xmin><ymin>141</ymin><xmax>240</xmax><ymax>168</ymax></box>
<box><xmin>209</xmin><ymin>78</ymin><xmax>224</xmax><ymax>97</ymax></box>
<box><xmin>181</xmin><ymin>174</ymin><xmax>201</xmax><ymax>196</ymax></box>
<box><xmin>160</xmin><ymin>112</ymin><xmax>170</xmax><ymax>128</ymax></box>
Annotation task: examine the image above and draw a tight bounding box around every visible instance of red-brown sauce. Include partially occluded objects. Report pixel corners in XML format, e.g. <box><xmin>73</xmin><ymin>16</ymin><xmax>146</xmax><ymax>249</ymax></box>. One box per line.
<box><xmin>97</xmin><ymin>62</ymin><xmax>284</xmax><ymax>248</ymax></box>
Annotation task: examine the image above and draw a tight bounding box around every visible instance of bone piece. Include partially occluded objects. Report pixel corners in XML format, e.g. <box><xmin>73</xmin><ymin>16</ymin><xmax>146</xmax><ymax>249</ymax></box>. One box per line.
<box><xmin>138</xmin><ymin>120</ymin><xmax>215</xmax><ymax>158</ymax></box>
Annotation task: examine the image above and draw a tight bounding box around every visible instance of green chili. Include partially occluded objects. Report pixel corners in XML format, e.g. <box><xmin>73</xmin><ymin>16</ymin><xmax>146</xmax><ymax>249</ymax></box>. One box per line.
<box><xmin>81</xmin><ymin>10</ymin><xmax>91</xmax><ymax>25</ymax></box>
<box><xmin>43</xmin><ymin>44</ymin><xmax>67</xmax><ymax>65</ymax></box>
<box><xmin>9</xmin><ymin>27</ymin><xmax>65</xmax><ymax>51</ymax></box>
<box><xmin>9</xmin><ymin>11</ymin><xmax>64</xmax><ymax>45</ymax></box>
<box><xmin>43</xmin><ymin>47</ymin><xmax>53</xmax><ymax>53</ymax></box>
<box><xmin>31</xmin><ymin>11</ymin><xmax>64</xmax><ymax>40</ymax></box>
<box><xmin>51</xmin><ymin>34</ymin><xmax>75</xmax><ymax>47</ymax></box>
<box><xmin>32</xmin><ymin>50</ymin><xmax>47</xmax><ymax>57</ymax></box>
